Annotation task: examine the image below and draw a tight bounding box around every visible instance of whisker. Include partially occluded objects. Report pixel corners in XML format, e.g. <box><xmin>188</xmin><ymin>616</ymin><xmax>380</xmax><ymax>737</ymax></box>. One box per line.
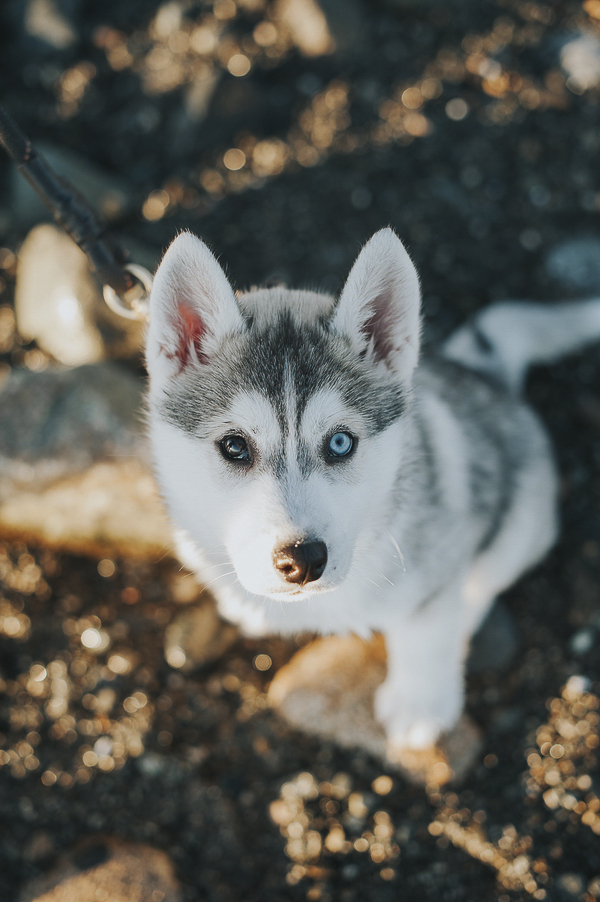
<box><xmin>387</xmin><ymin>531</ymin><xmax>406</xmax><ymax>571</ymax></box>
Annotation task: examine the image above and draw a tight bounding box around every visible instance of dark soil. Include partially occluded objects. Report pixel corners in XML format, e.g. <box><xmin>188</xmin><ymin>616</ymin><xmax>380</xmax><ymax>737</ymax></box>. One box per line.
<box><xmin>1</xmin><ymin>1</ymin><xmax>600</xmax><ymax>900</ymax></box>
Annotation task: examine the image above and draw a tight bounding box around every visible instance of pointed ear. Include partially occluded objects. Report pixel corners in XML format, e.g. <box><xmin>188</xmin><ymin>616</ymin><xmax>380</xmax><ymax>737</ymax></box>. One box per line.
<box><xmin>146</xmin><ymin>232</ymin><xmax>244</xmax><ymax>384</ymax></box>
<box><xmin>331</xmin><ymin>229</ymin><xmax>421</xmax><ymax>382</ymax></box>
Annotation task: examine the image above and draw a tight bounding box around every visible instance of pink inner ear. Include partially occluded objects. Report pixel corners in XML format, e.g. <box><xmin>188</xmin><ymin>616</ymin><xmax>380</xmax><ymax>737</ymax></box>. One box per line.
<box><xmin>165</xmin><ymin>303</ymin><xmax>209</xmax><ymax>368</ymax></box>
<box><xmin>361</xmin><ymin>287</ymin><xmax>398</xmax><ymax>363</ymax></box>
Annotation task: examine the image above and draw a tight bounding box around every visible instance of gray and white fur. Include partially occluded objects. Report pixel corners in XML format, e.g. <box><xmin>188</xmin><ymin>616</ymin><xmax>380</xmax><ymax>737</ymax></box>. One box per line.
<box><xmin>146</xmin><ymin>228</ymin><xmax>600</xmax><ymax>753</ymax></box>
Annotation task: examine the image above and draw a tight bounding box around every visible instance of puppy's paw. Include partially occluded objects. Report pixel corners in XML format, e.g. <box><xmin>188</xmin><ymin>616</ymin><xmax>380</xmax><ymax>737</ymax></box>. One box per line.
<box><xmin>385</xmin><ymin>715</ymin><xmax>483</xmax><ymax>785</ymax></box>
<box><xmin>374</xmin><ymin>679</ymin><xmax>462</xmax><ymax>750</ymax></box>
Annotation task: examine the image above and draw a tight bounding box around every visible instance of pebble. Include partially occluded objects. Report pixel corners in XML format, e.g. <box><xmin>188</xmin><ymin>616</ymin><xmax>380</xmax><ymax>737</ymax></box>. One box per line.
<box><xmin>15</xmin><ymin>224</ymin><xmax>146</xmax><ymax>365</ymax></box>
<box><xmin>555</xmin><ymin>872</ymin><xmax>586</xmax><ymax>899</ymax></box>
<box><xmin>545</xmin><ymin>236</ymin><xmax>600</xmax><ymax>292</ymax></box>
<box><xmin>164</xmin><ymin>600</ymin><xmax>238</xmax><ymax>672</ymax></box>
<box><xmin>18</xmin><ymin>838</ymin><xmax>181</xmax><ymax>902</ymax></box>
<box><xmin>569</xmin><ymin>627</ymin><xmax>595</xmax><ymax>656</ymax></box>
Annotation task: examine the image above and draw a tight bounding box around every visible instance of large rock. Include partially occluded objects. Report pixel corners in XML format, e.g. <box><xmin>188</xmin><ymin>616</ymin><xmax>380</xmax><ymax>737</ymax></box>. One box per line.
<box><xmin>0</xmin><ymin>363</ymin><xmax>171</xmax><ymax>557</ymax></box>
<box><xmin>15</xmin><ymin>225</ymin><xmax>148</xmax><ymax>365</ymax></box>
<box><xmin>19</xmin><ymin>838</ymin><xmax>181</xmax><ymax>902</ymax></box>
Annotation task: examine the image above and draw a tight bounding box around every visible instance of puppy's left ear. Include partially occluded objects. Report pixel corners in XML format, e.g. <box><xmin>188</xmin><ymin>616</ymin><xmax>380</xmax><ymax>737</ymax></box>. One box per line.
<box><xmin>332</xmin><ymin>228</ymin><xmax>421</xmax><ymax>382</ymax></box>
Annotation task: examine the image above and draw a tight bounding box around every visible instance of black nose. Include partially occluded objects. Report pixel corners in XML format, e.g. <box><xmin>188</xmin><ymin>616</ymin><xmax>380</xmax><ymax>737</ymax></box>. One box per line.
<box><xmin>273</xmin><ymin>540</ymin><xmax>328</xmax><ymax>585</ymax></box>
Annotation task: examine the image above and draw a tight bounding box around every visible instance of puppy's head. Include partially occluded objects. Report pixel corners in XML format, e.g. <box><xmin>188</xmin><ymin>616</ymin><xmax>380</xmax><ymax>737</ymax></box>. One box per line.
<box><xmin>146</xmin><ymin>229</ymin><xmax>421</xmax><ymax>599</ymax></box>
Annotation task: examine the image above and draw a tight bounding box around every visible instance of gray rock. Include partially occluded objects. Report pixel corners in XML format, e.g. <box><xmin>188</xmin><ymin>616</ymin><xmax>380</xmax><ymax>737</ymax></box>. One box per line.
<box><xmin>467</xmin><ymin>600</ymin><xmax>519</xmax><ymax>674</ymax></box>
<box><xmin>545</xmin><ymin>236</ymin><xmax>600</xmax><ymax>291</ymax></box>
<box><xmin>15</xmin><ymin>224</ymin><xmax>146</xmax><ymax>365</ymax></box>
<box><xmin>10</xmin><ymin>142</ymin><xmax>132</xmax><ymax>230</ymax></box>
<box><xmin>0</xmin><ymin>363</ymin><xmax>171</xmax><ymax>556</ymax></box>
<box><xmin>0</xmin><ymin>363</ymin><xmax>143</xmax><ymax>472</ymax></box>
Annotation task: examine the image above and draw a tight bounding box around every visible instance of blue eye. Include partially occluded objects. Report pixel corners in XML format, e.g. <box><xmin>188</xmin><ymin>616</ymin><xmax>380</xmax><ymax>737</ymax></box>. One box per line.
<box><xmin>328</xmin><ymin>432</ymin><xmax>354</xmax><ymax>459</ymax></box>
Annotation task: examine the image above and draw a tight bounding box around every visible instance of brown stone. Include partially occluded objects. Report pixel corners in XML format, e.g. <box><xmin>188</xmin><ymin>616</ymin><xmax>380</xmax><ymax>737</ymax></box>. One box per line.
<box><xmin>19</xmin><ymin>838</ymin><xmax>181</xmax><ymax>902</ymax></box>
<box><xmin>268</xmin><ymin>632</ymin><xmax>482</xmax><ymax>784</ymax></box>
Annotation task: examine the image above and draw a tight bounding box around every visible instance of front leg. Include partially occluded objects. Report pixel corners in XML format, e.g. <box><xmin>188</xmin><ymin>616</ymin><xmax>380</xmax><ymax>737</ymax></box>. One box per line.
<box><xmin>374</xmin><ymin>585</ymin><xmax>467</xmax><ymax>750</ymax></box>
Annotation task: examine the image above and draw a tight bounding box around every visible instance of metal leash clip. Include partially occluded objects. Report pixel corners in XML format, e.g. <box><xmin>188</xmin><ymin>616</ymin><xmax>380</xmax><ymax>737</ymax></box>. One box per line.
<box><xmin>103</xmin><ymin>263</ymin><xmax>153</xmax><ymax>321</ymax></box>
<box><xmin>0</xmin><ymin>102</ymin><xmax>153</xmax><ymax>324</ymax></box>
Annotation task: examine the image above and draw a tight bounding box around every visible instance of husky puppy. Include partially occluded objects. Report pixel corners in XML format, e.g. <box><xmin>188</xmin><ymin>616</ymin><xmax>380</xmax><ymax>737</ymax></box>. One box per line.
<box><xmin>146</xmin><ymin>228</ymin><xmax>600</xmax><ymax>753</ymax></box>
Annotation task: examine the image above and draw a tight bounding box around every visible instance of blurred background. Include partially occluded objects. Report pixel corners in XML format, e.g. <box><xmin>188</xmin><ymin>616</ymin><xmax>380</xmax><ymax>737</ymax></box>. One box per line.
<box><xmin>1</xmin><ymin>0</ymin><xmax>600</xmax><ymax>352</ymax></box>
<box><xmin>1</xmin><ymin>2</ymin><xmax>600</xmax><ymax>901</ymax></box>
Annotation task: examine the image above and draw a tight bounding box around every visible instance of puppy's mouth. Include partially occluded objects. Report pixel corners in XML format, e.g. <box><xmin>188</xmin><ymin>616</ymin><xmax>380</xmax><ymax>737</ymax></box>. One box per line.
<box><xmin>262</xmin><ymin>579</ymin><xmax>340</xmax><ymax>601</ymax></box>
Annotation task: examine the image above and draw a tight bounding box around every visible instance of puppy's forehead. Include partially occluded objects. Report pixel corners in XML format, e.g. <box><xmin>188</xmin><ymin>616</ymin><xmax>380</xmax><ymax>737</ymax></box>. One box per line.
<box><xmin>223</xmin><ymin>386</ymin><xmax>353</xmax><ymax>439</ymax></box>
<box><xmin>300</xmin><ymin>388</ymin><xmax>359</xmax><ymax>436</ymax></box>
<box><xmin>219</xmin><ymin>390</ymin><xmax>281</xmax><ymax>439</ymax></box>
<box><xmin>237</xmin><ymin>287</ymin><xmax>336</xmax><ymax>323</ymax></box>
<box><xmin>160</xmin><ymin>311</ymin><xmax>406</xmax><ymax>437</ymax></box>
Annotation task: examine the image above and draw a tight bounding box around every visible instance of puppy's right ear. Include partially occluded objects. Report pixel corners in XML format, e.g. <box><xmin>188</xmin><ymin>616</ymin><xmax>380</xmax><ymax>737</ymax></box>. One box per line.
<box><xmin>146</xmin><ymin>232</ymin><xmax>243</xmax><ymax>386</ymax></box>
<box><xmin>332</xmin><ymin>228</ymin><xmax>421</xmax><ymax>384</ymax></box>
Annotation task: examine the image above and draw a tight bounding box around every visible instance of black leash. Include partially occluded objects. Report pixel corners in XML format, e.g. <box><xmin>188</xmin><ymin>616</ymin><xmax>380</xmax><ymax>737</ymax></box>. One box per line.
<box><xmin>0</xmin><ymin>103</ymin><xmax>151</xmax><ymax>319</ymax></box>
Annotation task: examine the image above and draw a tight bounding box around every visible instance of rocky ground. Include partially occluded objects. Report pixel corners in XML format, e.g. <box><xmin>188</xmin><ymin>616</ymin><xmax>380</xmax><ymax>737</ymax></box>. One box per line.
<box><xmin>1</xmin><ymin>0</ymin><xmax>600</xmax><ymax>899</ymax></box>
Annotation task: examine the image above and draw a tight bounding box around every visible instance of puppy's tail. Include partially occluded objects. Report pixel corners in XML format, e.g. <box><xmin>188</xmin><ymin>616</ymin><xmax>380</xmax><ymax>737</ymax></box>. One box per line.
<box><xmin>442</xmin><ymin>298</ymin><xmax>600</xmax><ymax>394</ymax></box>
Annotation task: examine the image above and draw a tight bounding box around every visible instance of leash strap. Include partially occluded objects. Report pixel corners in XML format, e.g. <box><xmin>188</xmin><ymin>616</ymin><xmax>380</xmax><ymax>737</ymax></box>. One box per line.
<box><xmin>0</xmin><ymin>103</ymin><xmax>151</xmax><ymax>320</ymax></box>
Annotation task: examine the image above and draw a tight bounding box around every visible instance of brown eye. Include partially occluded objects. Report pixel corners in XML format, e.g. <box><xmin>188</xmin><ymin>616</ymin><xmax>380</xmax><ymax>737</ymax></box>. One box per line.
<box><xmin>221</xmin><ymin>435</ymin><xmax>251</xmax><ymax>462</ymax></box>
